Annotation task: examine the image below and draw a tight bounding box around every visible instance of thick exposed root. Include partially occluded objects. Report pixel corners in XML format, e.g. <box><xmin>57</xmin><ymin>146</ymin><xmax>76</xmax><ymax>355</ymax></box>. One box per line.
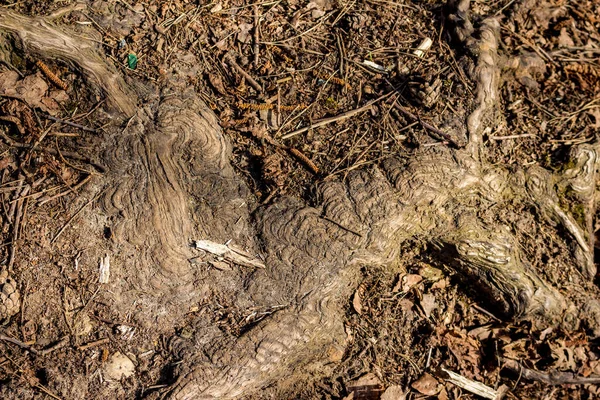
<box><xmin>0</xmin><ymin>2</ymin><xmax>598</xmax><ymax>399</ymax></box>
<box><xmin>0</xmin><ymin>9</ymin><xmax>136</xmax><ymax>116</ymax></box>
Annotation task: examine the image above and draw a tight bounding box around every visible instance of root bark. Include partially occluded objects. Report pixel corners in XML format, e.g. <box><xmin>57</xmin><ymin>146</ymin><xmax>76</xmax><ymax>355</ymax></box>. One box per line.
<box><xmin>0</xmin><ymin>2</ymin><xmax>598</xmax><ymax>399</ymax></box>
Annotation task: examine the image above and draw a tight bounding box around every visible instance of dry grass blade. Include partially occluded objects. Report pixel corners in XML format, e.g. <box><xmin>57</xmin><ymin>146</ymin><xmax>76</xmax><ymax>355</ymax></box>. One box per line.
<box><xmin>281</xmin><ymin>93</ymin><xmax>392</xmax><ymax>140</ymax></box>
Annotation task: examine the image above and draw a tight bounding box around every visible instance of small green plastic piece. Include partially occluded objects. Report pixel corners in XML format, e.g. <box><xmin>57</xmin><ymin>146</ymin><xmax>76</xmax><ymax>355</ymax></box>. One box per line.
<box><xmin>127</xmin><ymin>54</ymin><xmax>138</xmax><ymax>70</ymax></box>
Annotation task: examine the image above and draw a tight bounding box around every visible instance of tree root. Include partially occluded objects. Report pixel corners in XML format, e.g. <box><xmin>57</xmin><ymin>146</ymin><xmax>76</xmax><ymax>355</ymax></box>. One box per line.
<box><xmin>0</xmin><ymin>10</ymin><xmax>136</xmax><ymax>116</ymax></box>
<box><xmin>0</xmin><ymin>2</ymin><xmax>598</xmax><ymax>399</ymax></box>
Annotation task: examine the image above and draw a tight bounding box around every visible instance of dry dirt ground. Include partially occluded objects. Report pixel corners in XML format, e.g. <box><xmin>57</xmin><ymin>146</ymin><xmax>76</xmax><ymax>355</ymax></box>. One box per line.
<box><xmin>0</xmin><ymin>0</ymin><xmax>599</xmax><ymax>399</ymax></box>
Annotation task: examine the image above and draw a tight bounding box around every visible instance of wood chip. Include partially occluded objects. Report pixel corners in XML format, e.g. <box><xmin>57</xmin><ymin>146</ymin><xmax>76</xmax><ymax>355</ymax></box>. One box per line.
<box><xmin>195</xmin><ymin>240</ymin><xmax>265</xmax><ymax>269</ymax></box>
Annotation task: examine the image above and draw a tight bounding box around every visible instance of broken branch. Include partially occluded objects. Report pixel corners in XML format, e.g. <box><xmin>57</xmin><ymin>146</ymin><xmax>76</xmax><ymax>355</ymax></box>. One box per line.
<box><xmin>502</xmin><ymin>358</ymin><xmax>600</xmax><ymax>385</ymax></box>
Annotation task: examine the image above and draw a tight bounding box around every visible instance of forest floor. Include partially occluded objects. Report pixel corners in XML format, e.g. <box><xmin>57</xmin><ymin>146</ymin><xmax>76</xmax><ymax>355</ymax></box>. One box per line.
<box><xmin>0</xmin><ymin>0</ymin><xmax>600</xmax><ymax>399</ymax></box>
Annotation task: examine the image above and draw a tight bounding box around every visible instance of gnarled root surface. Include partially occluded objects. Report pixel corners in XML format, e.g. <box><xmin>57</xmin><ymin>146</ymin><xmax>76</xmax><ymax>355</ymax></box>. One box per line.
<box><xmin>0</xmin><ymin>2</ymin><xmax>599</xmax><ymax>399</ymax></box>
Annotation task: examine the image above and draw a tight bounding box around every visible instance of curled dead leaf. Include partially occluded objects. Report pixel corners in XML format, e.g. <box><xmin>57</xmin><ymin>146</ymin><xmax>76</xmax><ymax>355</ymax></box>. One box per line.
<box><xmin>411</xmin><ymin>372</ymin><xmax>440</xmax><ymax>396</ymax></box>
<box><xmin>352</xmin><ymin>285</ymin><xmax>364</xmax><ymax>315</ymax></box>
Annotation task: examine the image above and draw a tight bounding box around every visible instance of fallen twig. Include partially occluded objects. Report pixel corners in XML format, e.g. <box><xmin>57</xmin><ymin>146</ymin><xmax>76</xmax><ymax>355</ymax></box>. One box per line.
<box><xmin>0</xmin><ymin>333</ymin><xmax>39</xmax><ymax>354</ymax></box>
<box><xmin>281</xmin><ymin>93</ymin><xmax>391</xmax><ymax>140</ymax></box>
<box><xmin>39</xmin><ymin>174</ymin><xmax>93</xmax><ymax>206</ymax></box>
<box><xmin>502</xmin><ymin>358</ymin><xmax>600</xmax><ymax>385</ymax></box>
<box><xmin>320</xmin><ymin>215</ymin><xmax>362</xmax><ymax>237</ymax></box>
<box><xmin>39</xmin><ymin>336</ymin><xmax>69</xmax><ymax>356</ymax></box>
<box><xmin>489</xmin><ymin>134</ymin><xmax>533</xmax><ymax>140</ymax></box>
<box><xmin>78</xmin><ymin>337</ymin><xmax>109</xmax><ymax>351</ymax></box>
<box><xmin>393</xmin><ymin>103</ymin><xmax>461</xmax><ymax>147</ymax></box>
<box><xmin>47</xmin><ymin>2</ymin><xmax>87</xmax><ymax>20</ymax></box>
<box><xmin>7</xmin><ymin>184</ymin><xmax>29</xmax><ymax>271</ymax></box>
<box><xmin>253</xmin><ymin>4</ymin><xmax>260</xmax><ymax>68</ymax></box>
<box><xmin>41</xmin><ymin>114</ymin><xmax>97</xmax><ymax>133</ymax></box>
<box><xmin>0</xmin><ymin>131</ymin><xmax>102</xmax><ymax>171</ymax></box>
<box><xmin>226</xmin><ymin>53</ymin><xmax>262</xmax><ymax>92</ymax></box>
<box><xmin>50</xmin><ymin>189</ymin><xmax>99</xmax><ymax>243</ymax></box>
<box><xmin>34</xmin><ymin>383</ymin><xmax>63</xmax><ymax>400</ymax></box>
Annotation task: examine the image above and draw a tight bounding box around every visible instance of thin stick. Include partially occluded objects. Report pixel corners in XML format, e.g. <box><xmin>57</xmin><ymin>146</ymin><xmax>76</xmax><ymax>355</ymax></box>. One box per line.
<box><xmin>49</xmin><ymin>132</ymin><xmax>81</xmax><ymax>137</ymax></box>
<box><xmin>78</xmin><ymin>337</ymin><xmax>109</xmax><ymax>351</ymax></box>
<box><xmin>47</xmin><ymin>2</ymin><xmax>87</xmax><ymax>20</ymax></box>
<box><xmin>0</xmin><ymin>131</ymin><xmax>105</xmax><ymax>172</ymax></box>
<box><xmin>253</xmin><ymin>4</ymin><xmax>260</xmax><ymax>68</ymax></box>
<box><xmin>41</xmin><ymin>114</ymin><xmax>97</xmax><ymax>132</ymax></box>
<box><xmin>501</xmin><ymin>27</ymin><xmax>559</xmax><ymax>68</ymax></box>
<box><xmin>39</xmin><ymin>175</ymin><xmax>93</xmax><ymax>206</ymax></box>
<box><xmin>281</xmin><ymin>93</ymin><xmax>391</xmax><ymax>140</ymax></box>
<box><xmin>393</xmin><ymin>103</ymin><xmax>461</xmax><ymax>147</ymax></box>
<box><xmin>471</xmin><ymin>303</ymin><xmax>502</xmax><ymax>322</ymax></box>
<box><xmin>6</xmin><ymin>177</ymin><xmax>23</xmax><ymax>223</ymax></box>
<box><xmin>0</xmin><ymin>334</ymin><xmax>39</xmax><ymax>354</ymax></box>
<box><xmin>34</xmin><ymin>384</ymin><xmax>63</xmax><ymax>400</ymax></box>
<box><xmin>39</xmin><ymin>336</ymin><xmax>69</xmax><ymax>356</ymax></box>
<box><xmin>7</xmin><ymin>185</ymin><xmax>29</xmax><ymax>271</ymax></box>
<box><xmin>226</xmin><ymin>54</ymin><xmax>262</xmax><ymax>92</ymax></box>
<box><xmin>50</xmin><ymin>190</ymin><xmax>99</xmax><ymax>243</ymax></box>
<box><xmin>490</xmin><ymin>133</ymin><xmax>533</xmax><ymax>140</ymax></box>
<box><xmin>260</xmin><ymin>10</ymin><xmax>333</xmax><ymax>45</ymax></box>
<box><xmin>320</xmin><ymin>215</ymin><xmax>362</xmax><ymax>237</ymax></box>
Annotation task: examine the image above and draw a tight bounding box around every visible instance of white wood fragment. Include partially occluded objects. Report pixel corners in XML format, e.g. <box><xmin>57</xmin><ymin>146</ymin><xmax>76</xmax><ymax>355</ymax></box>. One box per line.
<box><xmin>413</xmin><ymin>37</ymin><xmax>433</xmax><ymax>58</ymax></box>
<box><xmin>99</xmin><ymin>254</ymin><xmax>110</xmax><ymax>283</ymax></box>
<box><xmin>440</xmin><ymin>368</ymin><xmax>500</xmax><ymax>400</ymax></box>
<box><xmin>195</xmin><ymin>240</ymin><xmax>265</xmax><ymax>269</ymax></box>
<box><xmin>116</xmin><ymin>325</ymin><xmax>136</xmax><ymax>341</ymax></box>
<box><xmin>363</xmin><ymin>60</ymin><xmax>388</xmax><ymax>72</ymax></box>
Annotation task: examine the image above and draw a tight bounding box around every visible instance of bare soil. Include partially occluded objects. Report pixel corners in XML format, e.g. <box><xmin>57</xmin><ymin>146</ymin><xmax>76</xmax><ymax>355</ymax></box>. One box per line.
<box><xmin>0</xmin><ymin>0</ymin><xmax>599</xmax><ymax>399</ymax></box>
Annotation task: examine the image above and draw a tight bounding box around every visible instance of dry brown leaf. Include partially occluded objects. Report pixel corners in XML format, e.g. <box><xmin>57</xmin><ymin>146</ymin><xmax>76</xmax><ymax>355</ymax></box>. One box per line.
<box><xmin>399</xmin><ymin>298</ymin><xmax>414</xmax><ymax>316</ymax></box>
<box><xmin>588</xmin><ymin>108</ymin><xmax>600</xmax><ymax>128</ymax></box>
<box><xmin>348</xmin><ymin>373</ymin><xmax>383</xmax><ymax>400</ymax></box>
<box><xmin>237</xmin><ymin>23</ymin><xmax>253</xmax><ymax>44</ymax></box>
<box><xmin>352</xmin><ymin>285</ymin><xmax>364</xmax><ymax>315</ymax></box>
<box><xmin>0</xmin><ymin>72</ymin><xmax>51</xmax><ymax>113</ymax></box>
<box><xmin>380</xmin><ymin>385</ymin><xmax>407</xmax><ymax>400</ymax></box>
<box><xmin>402</xmin><ymin>274</ymin><xmax>423</xmax><ymax>292</ymax></box>
<box><xmin>438</xmin><ymin>386</ymin><xmax>449</xmax><ymax>400</ymax></box>
<box><xmin>502</xmin><ymin>338</ymin><xmax>529</xmax><ymax>360</ymax></box>
<box><xmin>440</xmin><ymin>328</ymin><xmax>483</xmax><ymax>379</ymax></box>
<box><xmin>411</xmin><ymin>373</ymin><xmax>440</xmax><ymax>396</ymax></box>
<box><xmin>420</xmin><ymin>293</ymin><xmax>437</xmax><ymax>318</ymax></box>
<box><xmin>558</xmin><ymin>27</ymin><xmax>575</xmax><ymax>47</ymax></box>
<box><xmin>208</xmin><ymin>73</ymin><xmax>227</xmax><ymax>95</ymax></box>
<box><xmin>549</xmin><ymin>340</ymin><xmax>578</xmax><ymax>371</ymax></box>
<box><xmin>431</xmin><ymin>278</ymin><xmax>449</xmax><ymax>290</ymax></box>
<box><xmin>468</xmin><ymin>324</ymin><xmax>494</xmax><ymax>341</ymax></box>
<box><xmin>0</xmin><ymin>70</ymin><xmax>19</xmax><ymax>91</ymax></box>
